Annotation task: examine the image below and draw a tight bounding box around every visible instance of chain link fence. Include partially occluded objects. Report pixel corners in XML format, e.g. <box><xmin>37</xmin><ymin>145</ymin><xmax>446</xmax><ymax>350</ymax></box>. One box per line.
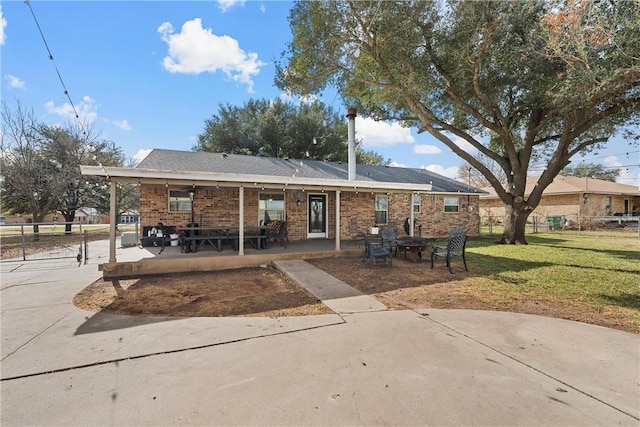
<box><xmin>480</xmin><ymin>214</ymin><xmax>640</xmax><ymax>237</ymax></box>
<box><xmin>0</xmin><ymin>222</ymin><xmax>96</xmax><ymax>263</ymax></box>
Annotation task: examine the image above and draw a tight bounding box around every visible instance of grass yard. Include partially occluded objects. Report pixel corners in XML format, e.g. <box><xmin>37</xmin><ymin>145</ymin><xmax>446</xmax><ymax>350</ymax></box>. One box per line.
<box><xmin>463</xmin><ymin>231</ymin><xmax>640</xmax><ymax>332</ymax></box>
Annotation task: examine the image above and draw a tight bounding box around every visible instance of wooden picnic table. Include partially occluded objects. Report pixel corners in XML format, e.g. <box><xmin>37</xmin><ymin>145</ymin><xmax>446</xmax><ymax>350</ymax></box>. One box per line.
<box><xmin>177</xmin><ymin>225</ymin><xmax>269</xmax><ymax>253</ymax></box>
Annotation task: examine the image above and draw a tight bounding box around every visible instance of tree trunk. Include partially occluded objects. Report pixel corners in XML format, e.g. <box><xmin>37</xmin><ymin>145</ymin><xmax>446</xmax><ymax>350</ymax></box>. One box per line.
<box><xmin>64</xmin><ymin>212</ymin><xmax>75</xmax><ymax>235</ymax></box>
<box><xmin>500</xmin><ymin>204</ymin><xmax>531</xmax><ymax>244</ymax></box>
<box><xmin>32</xmin><ymin>223</ymin><xmax>40</xmax><ymax>242</ymax></box>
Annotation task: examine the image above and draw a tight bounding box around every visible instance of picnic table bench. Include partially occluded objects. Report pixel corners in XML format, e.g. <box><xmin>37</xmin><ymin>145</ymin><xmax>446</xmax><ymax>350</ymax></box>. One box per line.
<box><xmin>178</xmin><ymin>226</ymin><xmax>268</xmax><ymax>253</ymax></box>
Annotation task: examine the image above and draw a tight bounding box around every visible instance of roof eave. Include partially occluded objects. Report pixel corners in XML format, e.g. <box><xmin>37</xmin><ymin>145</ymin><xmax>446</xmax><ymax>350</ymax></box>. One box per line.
<box><xmin>80</xmin><ymin>165</ymin><xmax>434</xmax><ymax>192</ymax></box>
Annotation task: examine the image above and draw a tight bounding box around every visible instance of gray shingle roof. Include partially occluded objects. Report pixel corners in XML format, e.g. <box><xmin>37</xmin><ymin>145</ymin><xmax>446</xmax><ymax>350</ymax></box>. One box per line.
<box><xmin>137</xmin><ymin>149</ymin><xmax>483</xmax><ymax>193</ymax></box>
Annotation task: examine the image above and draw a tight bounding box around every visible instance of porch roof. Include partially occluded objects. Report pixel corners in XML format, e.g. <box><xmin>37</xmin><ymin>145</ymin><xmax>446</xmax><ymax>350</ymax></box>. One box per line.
<box><xmin>81</xmin><ymin>149</ymin><xmax>485</xmax><ymax>195</ymax></box>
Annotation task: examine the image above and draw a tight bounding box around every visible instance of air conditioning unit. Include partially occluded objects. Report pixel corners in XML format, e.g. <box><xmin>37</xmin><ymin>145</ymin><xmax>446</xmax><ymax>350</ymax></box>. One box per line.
<box><xmin>121</xmin><ymin>231</ymin><xmax>138</xmax><ymax>247</ymax></box>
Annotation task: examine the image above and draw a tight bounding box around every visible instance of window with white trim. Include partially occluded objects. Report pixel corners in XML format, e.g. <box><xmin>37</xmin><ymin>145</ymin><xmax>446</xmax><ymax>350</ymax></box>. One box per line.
<box><xmin>169</xmin><ymin>190</ymin><xmax>192</xmax><ymax>212</ymax></box>
<box><xmin>413</xmin><ymin>195</ymin><xmax>421</xmax><ymax>213</ymax></box>
<box><xmin>259</xmin><ymin>193</ymin><xmax>285</xmax><ymax>224</ymax></box>
<box><xmin>375</xmin><ymin>194</ymin><xmax>388</xmax><ymax>224</ymax></box>
<box><xmin>444</xmin><ymin>197</ymin><xmax>459</xmax><ymax>213</ymax></box>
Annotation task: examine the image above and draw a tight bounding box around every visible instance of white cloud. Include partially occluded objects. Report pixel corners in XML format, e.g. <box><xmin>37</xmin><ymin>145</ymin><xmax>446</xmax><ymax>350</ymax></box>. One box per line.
<box><xmin>357</xmin><ymin>117</ymin><xmax>414</xmax><ymax>148</ymax></box>
<box><xmin>413</xmin><ymin>144</ymin><xmax>442</xmax><ymax>155</ymax></box>
<box><xmin>5</xmin><ymin>75</ymin><xmax>25</xmax><ymax>89</ymax></box>
<box><xmin>605</xmin><ymin>155</ymin><xmax>640</xmax><ymax>188</ymax></box>
<box><xmin>45</xmin><ymin>96</ymin><xmax>98</xmax><ymax>124</ymax></box>
<box><xmin>278</xmin><ymin>90</ymin><xmax>294</xmax><ymax>102</ymax></box>
<box><xmin>299</xmin><ymin>94</ymin><xmax>319</xmax><ymax>106</ymax></box>
<box><xmin>446</xmin><ymin>134</ymin><xmax>478</xmax><ymax>155</ymax></box>
<box><xmin>113</xmin><ymin>119</ymin><xmax>132</xmax><ymax>131</ymax></box>
<box><xmin>0</xmin><ymin>6</ymin><xmax>6</xmax><ymax>46</ymax></box>
<box><xmin>133</xmin><ymin>149</ymin><xmax>152</xmax><ymax>165</ymax></box>
<box><xmin>421</xmin><ymin>164</ymin><xmax>459</xmax><ymax>180</ymax></box>
<box><xmin>158</xmin><ymin>18</ymin><xmax>265</xmax><ymax>92</ymax></box>
<box><xmin>277</xmin><ymin>91</ymin><xmax>319</xmax><ymax>106</ymax></box>
<box><xmin>387</xmin><ymin>160</ymin><xmax>406</xmax><ymax>167</ymax></box>
<box><xmin>216</xmin><ymin>0</ymin><xmax>245</xmax><ymax>12</ymax></box>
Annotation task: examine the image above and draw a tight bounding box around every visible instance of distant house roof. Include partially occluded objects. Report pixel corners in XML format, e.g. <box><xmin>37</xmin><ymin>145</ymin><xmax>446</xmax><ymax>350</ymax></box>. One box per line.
<box><xmin>82</xmin><ymin>149</ymin><xmax>485</xmax><ymax>194</ymax></box>
<box><xmin>132</xmin><ymin>149</ymin><xmax>483</xmax><ymax>194</ymax></box>
<box><xmin>480</xmin><ymin>175</ymin><xmax>640</xmax><ymax>198</ymax></box>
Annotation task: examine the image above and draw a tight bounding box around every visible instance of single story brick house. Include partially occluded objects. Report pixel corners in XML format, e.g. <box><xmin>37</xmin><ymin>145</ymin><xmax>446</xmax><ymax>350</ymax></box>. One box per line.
<box><xmin>479</xmin><ymin>175</ymin><xmax>640</xmax><ymax>222</ymax></box>
<box><xmin>81</xmin><ymin>148</ymin><xmax>484</xmax><ymax>261</ymax></box>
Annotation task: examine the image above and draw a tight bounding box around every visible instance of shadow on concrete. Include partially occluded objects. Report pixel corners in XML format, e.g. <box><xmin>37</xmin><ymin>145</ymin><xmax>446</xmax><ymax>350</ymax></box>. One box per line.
<box><xmin>74</xmin><ymin>311</ymin><xmax>176</xmax><ymax>335</ymax></box>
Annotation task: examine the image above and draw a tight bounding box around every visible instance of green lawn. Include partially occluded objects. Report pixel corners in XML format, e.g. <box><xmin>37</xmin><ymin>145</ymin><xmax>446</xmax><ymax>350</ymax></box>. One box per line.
<box><xmin>464</xmin><ymin>231</ymin><xmax>640</xmax><ymax>332</ymax></box>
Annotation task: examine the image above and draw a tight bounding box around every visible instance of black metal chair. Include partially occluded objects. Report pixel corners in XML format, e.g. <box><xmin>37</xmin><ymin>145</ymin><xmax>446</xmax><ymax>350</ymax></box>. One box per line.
<box><xmin>346</xmin><ymin>217</ymin><xmax>365</xmax><ymax>248</ymax></box>
<box><xmin>268</xmin><ymin>221</ymin><xmax>288</xmax><ymax>248</ymax></box>
<box><xmin>380</xmin><ymin>227</ymin><xmax>398</xmax><ymax>256</ymax></box>
<box><xmin>363</xmin><ymin>233</ymin><xmax>392</xmax><ymax>267</ymax></box>
<box><xmin>430</xmin><ymin>229</ymin><xmax>468</xmax><ymax>274</ymax></box>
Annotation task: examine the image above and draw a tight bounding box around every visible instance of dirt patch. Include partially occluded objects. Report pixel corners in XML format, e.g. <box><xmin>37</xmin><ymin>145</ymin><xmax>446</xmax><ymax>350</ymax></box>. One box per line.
<box><xmin>74</xmin><ymin>256</ymin><xmax>638</xmax><ymax>333</ymax></box>
<box><xmin>73</xmin><ymin>266</ymin><xmax>331</xmax><ymax>318</ymax></box>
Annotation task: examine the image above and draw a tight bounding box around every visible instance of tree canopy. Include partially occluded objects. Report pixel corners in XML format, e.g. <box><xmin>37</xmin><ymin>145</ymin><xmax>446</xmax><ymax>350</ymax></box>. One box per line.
<box><xmin>276</xmin><ymin>0</ymin><xmax>640</xmax><ymax>243</ymax></box>
<box><xmin>194</xmin><ymin>98</ymin><xmax>386</xmax><ymax>165</ymax></box>
<box><xmin>1</xmin><ymin>100</ymin><xmax>134</xmax><ymax>230</ymax></box>
<box><xmin>561</xmin><ymin>163</ymin><xmax>620</xmax><ymax>182</ymax></box>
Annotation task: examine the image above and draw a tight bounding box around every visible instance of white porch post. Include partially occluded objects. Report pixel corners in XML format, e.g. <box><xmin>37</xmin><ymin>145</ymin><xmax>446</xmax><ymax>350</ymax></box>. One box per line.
<box><xmin>109</xmin><ymin>180</ymin><xmax>117</xmax><ymax>262</ymax></box>
<box><xmin>238</xmin><ymin>185</ymin><xmax>244</xmax><ymax>255</ymax></box>
<box><xmin>409</xmin><ymin>192</ymin><xmax>415</xmax><ymax>237</ymax></box>
<box><xmin>335</xmin><ymin>190</ymin><xmax>341</xmax><ymax>251</ymax></box>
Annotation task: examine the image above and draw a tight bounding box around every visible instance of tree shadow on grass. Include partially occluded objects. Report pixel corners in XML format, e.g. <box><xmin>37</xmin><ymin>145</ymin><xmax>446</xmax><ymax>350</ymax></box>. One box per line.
<box><xmin>598</xmin><ymin>293</ymin><xmax>640</xmax><ymax>310</ymax></box>
<box><xmin>525</xmin><ymin>234</ymin><xmax>640</xmax><ymax>264</ymax></box>
<box><xmin>472</xmin><ymin>236</ymin><xmax>640</xmax><ymax>274</ymax></box>
<box><xmin>309</xmin><ymin>251</ymin><xmax>553</xmax><ymax>296</ymax></box>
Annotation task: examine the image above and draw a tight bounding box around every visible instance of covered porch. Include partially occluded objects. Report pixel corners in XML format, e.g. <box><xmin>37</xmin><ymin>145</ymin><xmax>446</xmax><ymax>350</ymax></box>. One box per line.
<box><xmin>81</xmin><ymin>164</ymin><xmax>433</xmax><ymax>266</ymax></box>
<box><xmin>102</xmin><ymin>236</ymin><xmax>366</xmax><ymax>279</ymax></box>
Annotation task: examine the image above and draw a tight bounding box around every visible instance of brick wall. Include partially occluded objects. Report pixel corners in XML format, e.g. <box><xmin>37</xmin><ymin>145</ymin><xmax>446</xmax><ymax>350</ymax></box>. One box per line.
<box><xmin>140</xmin><ymin>185</ymin><xmax>480</xmax><ymax>240</ymax></box>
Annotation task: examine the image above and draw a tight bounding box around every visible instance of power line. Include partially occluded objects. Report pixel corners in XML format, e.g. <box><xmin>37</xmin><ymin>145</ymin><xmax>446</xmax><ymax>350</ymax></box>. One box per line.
<box><xmin>25</xmin><ymin>0</ymin><xmax>86</xmax><ymax>135</ymax></box>
<box><xmin>529</xmin><ymin>150</ymin><xmax>640</xmax><ymax>172</ymax></box>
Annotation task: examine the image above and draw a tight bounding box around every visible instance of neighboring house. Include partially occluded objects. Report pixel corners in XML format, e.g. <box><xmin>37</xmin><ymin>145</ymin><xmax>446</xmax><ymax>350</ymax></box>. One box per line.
<box><xmin>81</xmin><ymin>148</ymin><xmax>485</xmax><ymax>259</ymax></box>
<box><xmin>118</xmin><ymin>210</ymin><xmax>140</xmax><ymax>225</ymax></box>
<box><xmin>74</xmin><ymin>207</ymin><xmax>102</xmax><ymax>224</ymax></box>
<box><xmin>479</xmin><ymin>175</ymin><xmax>640</xmax><ymax>221</ymax></box>
<box><xmin>0</xmin><ymin>213</ymin><xmax>59</xmax><ymax>224</ymax></box>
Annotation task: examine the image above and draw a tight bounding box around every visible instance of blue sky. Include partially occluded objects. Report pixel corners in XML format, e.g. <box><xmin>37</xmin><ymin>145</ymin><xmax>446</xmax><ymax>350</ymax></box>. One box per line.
<box><xmin>1</xmin><ymin>1</ymin><xmax>638</xmax><ymax>187</ymax></box>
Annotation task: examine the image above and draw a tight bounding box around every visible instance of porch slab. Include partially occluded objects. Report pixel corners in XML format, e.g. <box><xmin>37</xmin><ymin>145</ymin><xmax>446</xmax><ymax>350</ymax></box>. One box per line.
<box><xmin>101</xmin><ymin>239</ymin><xmax>363</xmax><ymax>279</ymax></box>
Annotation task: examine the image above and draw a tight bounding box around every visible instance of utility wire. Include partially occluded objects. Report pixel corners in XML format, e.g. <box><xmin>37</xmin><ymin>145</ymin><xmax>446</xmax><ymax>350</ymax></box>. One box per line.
<box><xmin>25</xmin><ymin>0</ymin><xmax>86</xmax><ymax>135</ymax></box>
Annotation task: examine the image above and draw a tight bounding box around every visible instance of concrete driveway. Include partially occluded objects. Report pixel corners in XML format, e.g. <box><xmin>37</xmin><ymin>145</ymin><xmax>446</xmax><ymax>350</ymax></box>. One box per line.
<box><xmin>1</xmin><ymin>239</ymin><xmax>638</xmax><ymax>426</ymax></box>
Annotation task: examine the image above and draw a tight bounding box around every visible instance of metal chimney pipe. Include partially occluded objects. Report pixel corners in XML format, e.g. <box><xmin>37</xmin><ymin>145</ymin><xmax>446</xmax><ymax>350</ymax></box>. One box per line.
<box><xmin>347</xmin><ymin>108</ymin><xmax>357</xmax><ymax>181</ymax></box>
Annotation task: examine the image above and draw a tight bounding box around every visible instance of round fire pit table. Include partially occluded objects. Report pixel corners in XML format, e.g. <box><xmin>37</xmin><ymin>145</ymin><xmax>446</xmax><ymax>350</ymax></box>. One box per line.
<box><xmin>396</xmin><ymin>237</ymin><xmax>430</xmax><ymax>263</ymax></box>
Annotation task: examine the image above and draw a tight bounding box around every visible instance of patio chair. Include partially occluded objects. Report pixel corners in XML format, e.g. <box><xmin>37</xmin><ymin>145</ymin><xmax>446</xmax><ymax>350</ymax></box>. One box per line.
<box><xmin>346</xmin><ymin>218</ymin><xmax>365</xmax><ymax>248</ymax></box>
<box><xmin>380</xmin><ymin>227</ymin><xmax>398</xmax><ymax>256</ymax></box>
<box><xmin>430</xmin><ymin>229</ymin><xmax>468</xmax><ymax>274</ymax></box>
<box><xmin>363</xmin><ymin>233</ymin><xmax>392</xmax><ymax>267</ymax></box>
<box><xmin>268</xmin><ymin>221</ymin><xmax>288</xmax><ymax>248</ymax></box>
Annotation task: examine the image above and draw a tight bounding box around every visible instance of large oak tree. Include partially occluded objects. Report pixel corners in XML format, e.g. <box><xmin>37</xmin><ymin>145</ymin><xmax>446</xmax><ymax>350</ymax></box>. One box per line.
<box><xmin>276</xmin><ymin>0</ymin><xmax>640</xmax><ymax>243</ymax></box>
<box><xmin>195</xmin><ymin>98</ymin><xmax>385</xmax><ymax>164</ymax></box>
